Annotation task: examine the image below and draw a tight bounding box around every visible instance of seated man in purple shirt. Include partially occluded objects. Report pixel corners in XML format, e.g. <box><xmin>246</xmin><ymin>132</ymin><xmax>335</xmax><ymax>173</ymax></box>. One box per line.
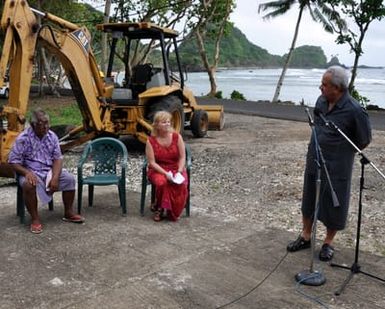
<box><xmin>8</xmin><ymin>108</ymin><xmax>84</xmax><ymax>234</ymax></box>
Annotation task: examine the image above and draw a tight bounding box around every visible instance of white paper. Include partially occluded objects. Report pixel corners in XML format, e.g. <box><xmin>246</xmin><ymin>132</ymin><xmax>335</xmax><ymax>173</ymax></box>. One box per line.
<box><xmin>172</xmin><ymin>172</ymin><xmax>185</xmax><ymax>184</ymax></box>
<box><xmin>167</xmin><ymin>171</ymin><xmax>185</xmax><ymax>184</ymax></box>
<box><xmin>45</xmin><ymin>169</ymin><xmax>52</xmax><ymax>191</ymax></box>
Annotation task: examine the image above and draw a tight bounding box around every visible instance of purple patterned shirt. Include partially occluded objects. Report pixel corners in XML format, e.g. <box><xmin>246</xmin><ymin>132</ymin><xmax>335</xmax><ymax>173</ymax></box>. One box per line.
<box><xmin>8</xmin><ymin>127</ymin><xmax>62</xmax><ymax>178</ymax></box>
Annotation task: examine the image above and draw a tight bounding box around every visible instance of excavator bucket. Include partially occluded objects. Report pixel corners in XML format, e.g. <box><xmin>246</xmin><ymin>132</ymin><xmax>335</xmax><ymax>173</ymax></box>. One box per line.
<box><xmin>199</xmin><ymin>104</ymin><xmax>225</xmax><ymax>130</ymax></box>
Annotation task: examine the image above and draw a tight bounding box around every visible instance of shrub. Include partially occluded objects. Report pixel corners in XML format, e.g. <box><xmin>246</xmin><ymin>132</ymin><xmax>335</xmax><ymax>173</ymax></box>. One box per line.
<box><xmin>230</xmin><ymin>90</ymin><xmax>246</xmax><ymax>101</ymax></box>
<box><xmin>215</xmin><ymin>91</ymin><xmax>223</xmax><ymax>99</ymax></box>
<box><xmin>351</xmin><ymin>87</ymin><xmax>369</xmax><ymax>108</ymax></box>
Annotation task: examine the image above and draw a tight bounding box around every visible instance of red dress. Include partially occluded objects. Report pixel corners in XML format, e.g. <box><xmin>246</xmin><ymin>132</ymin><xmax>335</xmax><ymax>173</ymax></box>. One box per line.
<box><xmin>148</xmin><ymin>133</ymin><xmax>188</xmax><ymax>221</ymax></box>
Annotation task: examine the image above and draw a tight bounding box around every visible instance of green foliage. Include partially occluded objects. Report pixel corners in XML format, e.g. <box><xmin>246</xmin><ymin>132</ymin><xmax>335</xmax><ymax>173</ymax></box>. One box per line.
<box><xmin>258</xmin><ymin>0</ymin><xmax>341</xmax><ymax>34</ymax></box>
<box><xmin>55</xmin><ymin>104</ymin><xmax>82</xmax><ymax>126</ymax></box>
<box><xmin>25</xmin><ymin>101</ymin><xmax>82</xmax><ymax>127</ymax></box>
<box><xmin>111</xmin><ymin>0</ymin><xmax>192</xmax><ymax>26</ymax></box>
<box><xmin>178</xmin><ymin>25</ymin><xmax>283</xmax><ymax>70</ymax></box>
<box><xmin>42</xmin><ymin>102</ymin><xmax>82</xmax><ymax>127</ymax></box>
<box><xmin>215</xmin><ymin>91</ymin><xmax>223</xmax><ymax>99</ymax></box>
<box><xmin>230</xmin><ymin>90</ymin><xmax>246</xmax><ymax>101</ymax></box>
<box><xmin>0</xmin><ymin>1</ymin><xmax>104</xmax><ymax>59</ymax></box>
<box><xmin>284</xmin><ymin>45</ymin><xmax>327</xmax><ymax>68</ymax></box>
<box><xmin>328</xmin><ymin>0</ymin><xmax>385</xmax><ymax>89</ymax></box>
<box><xmin>29</xmin><ymin>1</ymin><xmax>104</xmax><ymax>29</ymax></box>
<box><xmin>178</xmin><ymin>25</ymin><xmax>329</xmax><ymax>70</ymax></box>
<box><xmin>351</xmin><ymin>87</ymin><xmax>370</xmax><ymax>108</ymax></box>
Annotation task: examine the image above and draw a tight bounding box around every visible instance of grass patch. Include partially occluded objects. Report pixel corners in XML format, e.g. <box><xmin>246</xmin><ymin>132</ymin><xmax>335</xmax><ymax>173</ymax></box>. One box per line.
<box><xmin>27</xmin><ymin>99</ymin><xmax>82</xmax><ymax>127</ymax></box>
<box><xmin>51</xmin><ymin>104</ymin><xmax>82</xmax><ymax>126</ymax></box>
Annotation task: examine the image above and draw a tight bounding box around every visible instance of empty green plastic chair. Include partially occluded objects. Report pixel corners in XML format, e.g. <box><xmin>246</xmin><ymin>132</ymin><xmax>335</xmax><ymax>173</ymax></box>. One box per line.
<box><xmin>140</xmin><ymin>144</ymin><xmax>192</xmax><ymax>217</ymax></box>
<box><xmin>77</xmin><ymin>137</ymin><xmax>128</xmax><ymax>215</ymax></box>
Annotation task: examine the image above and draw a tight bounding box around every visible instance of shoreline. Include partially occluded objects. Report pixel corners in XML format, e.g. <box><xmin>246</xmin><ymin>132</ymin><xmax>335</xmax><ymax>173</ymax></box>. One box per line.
<box><xmin>196</xmin><ymin>96</ymin><xmax>385</xmax><ymax>131</ymax></box>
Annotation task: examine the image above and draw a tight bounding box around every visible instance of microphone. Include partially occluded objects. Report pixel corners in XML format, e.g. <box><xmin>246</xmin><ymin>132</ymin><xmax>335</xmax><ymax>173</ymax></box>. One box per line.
<box><xmin>314</xmin><ymin>108</ymin><xmax>330</xmax><ymax>127</ymax></box>
<box><xmin>304</xmin><ymin>107</ymin><xmax>314</xmax><ymax>126</ymax></box>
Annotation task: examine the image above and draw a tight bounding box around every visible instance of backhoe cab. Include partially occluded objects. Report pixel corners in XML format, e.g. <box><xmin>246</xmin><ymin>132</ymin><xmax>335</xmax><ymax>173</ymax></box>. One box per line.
<box><xmin>98</xmin><ymin>21</ymin><xmax>224</xmax><ymax>140</ymax></box>
<box><xmin>0</xmin><ymin>0</ymin><xmax>224</xmax><ymax>178</ymax></box>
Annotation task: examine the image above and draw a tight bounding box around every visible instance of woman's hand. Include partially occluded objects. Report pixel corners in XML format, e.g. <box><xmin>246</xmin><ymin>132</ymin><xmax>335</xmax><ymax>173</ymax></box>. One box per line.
<box><xmin>165</xmin><ymin>171</ymin><xmax>174</xmax><ymax>182</ymax></box>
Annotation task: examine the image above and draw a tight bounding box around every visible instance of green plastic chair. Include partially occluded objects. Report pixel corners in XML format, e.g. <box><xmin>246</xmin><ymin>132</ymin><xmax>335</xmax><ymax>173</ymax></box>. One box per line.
<box><xmin>140</xmin><ymin>144</ymin><xmax>192</xmax><ymax>217</ymax></box>
<box><xmin>77</xmin><ymin>137</ymin><xmax>128</xmax><ymax>216</ymax></box>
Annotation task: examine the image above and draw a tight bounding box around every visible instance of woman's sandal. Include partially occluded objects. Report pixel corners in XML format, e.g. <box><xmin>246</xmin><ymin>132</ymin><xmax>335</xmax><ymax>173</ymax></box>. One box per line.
<box><xmin>153</xmin><ymin>211</ymin><xmax>162</xmax><ymax>222</ymax></box>
<box><xmin>150</xmin><ymin>202</ymin><xmax>158</xmax><ymax>212</ymax></box>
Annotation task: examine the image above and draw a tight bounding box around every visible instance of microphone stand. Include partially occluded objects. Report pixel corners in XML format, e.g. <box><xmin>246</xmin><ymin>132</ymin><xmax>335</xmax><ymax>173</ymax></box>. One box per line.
<box><xmin>323</xmin><ymin>120</ymin><xmax>385</xmax><ymax>295</ymax></box>
<box><xmin>295</xmin><ymin>108</ymin><xmax>334</xmax><ymax>286</ymax></box>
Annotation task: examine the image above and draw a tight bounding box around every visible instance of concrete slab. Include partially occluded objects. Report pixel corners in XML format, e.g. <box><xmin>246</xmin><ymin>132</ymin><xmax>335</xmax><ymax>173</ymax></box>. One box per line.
<box><xmin>0</xmin><ymin>185</ymin><xmax>385</xmax><ymax>309</ymax></box>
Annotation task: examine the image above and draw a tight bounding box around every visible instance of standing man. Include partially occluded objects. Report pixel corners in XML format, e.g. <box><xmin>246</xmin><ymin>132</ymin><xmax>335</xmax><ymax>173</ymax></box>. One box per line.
<box><xmin>287</xmin><ymin>66</ymin><xmax>371</xmax><ymax>261</ymax></box>
<box><xmin>9</xmin><ymin>108</ymin><xmax>84</xmax><ymax>234</ymax></box>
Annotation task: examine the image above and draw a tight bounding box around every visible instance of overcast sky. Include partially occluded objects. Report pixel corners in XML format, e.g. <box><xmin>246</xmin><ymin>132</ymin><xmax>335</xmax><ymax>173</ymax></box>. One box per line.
<box><xmin>231</xmin><ymin>0</ymin><xmax>385</xmax><ymax>67</ymax></box>
<box><xmin>82</xmin><ymin>0</ymin><xmax>385</xmax><ymax>67</ymax></box>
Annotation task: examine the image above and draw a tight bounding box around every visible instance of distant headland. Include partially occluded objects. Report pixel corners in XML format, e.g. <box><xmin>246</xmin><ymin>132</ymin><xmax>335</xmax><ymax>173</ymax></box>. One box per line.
<box><xmin>177</xmin><ymin>25</ymin><xmax>383</xmax><ymax>71</ymax></box>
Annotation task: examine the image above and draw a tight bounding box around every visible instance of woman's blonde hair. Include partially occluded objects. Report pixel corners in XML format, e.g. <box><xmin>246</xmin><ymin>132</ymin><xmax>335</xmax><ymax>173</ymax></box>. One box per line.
<box><xmin>151</xmin><ymin>111</ymin><xmax>174</xmax><ymax>136</ymax></box>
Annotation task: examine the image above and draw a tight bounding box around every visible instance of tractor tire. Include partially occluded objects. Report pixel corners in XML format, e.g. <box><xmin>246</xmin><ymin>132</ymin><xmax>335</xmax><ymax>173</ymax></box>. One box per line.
<box><xmin>191</xmin><ymin>109</ymin><xmax>208</xmax><ymax>138</ymax></box>
<box><xmin>148</xmin><ymin>96</ymin><xmax>184</xmax><ymax>134</ymax></box>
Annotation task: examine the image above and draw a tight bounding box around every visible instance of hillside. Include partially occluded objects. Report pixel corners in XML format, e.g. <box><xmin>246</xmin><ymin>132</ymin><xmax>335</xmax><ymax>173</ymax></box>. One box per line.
<box><xmin>178</xmin><ymin>25</ymin><xmax>333</xmax><ymax>71</ymax></box>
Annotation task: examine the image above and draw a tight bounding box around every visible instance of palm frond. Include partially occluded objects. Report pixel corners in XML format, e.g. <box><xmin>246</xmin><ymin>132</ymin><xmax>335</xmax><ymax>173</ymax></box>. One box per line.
<box><xmin>258</xmin><ymin>0</ymin><xmax>296</xmax><ymax>15</ymax></box>
<box><xmin>311</xmin><ymin>7</ymin><xmax>334</xmax><ymax>33</ymax></box>
<box><xmin>262</xmin><ymin>6</ymin><xmax>295</xmax><ymax>19</ymax></box>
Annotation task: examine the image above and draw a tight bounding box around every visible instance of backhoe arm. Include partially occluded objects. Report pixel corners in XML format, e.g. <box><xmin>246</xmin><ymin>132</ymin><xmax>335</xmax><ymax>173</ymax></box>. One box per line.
<box><xmin>0</xmin><ymin>0</ymin><xmax>114</xmax><ymax>173</ymax></box>
<box><xmin>0</xmin><ymin>0</ymin><xmax>38</xmax><ymax>170</ymax></box>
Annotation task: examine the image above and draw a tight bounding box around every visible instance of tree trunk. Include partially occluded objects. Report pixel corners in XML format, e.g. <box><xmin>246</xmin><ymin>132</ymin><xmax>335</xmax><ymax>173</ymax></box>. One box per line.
<box><xmin>210</xmin><ymin>0</ymin><xmax>232</xmax><ymax>96</ymax></box>
<box><xmin>101</xmin><ymin>0</ymin><xmax>111</xmax><ymax>74</ymax></box>
<box><xmin>207</xmin><ymin>68</ymin><xmax>217</xmax><ymax>97</ymax></box>
<box><xmin>349</xmin><ymin>52</ymin><xmax>359</xmax><ymax>93</ymax></box>
<box><xmin>38</xmin><ymin>50</ymin><xmax>44</xmax><ymax>97</ymax></box>
<box><xmin>41</xmin><ymin>48</ymin><xmax>60</xmax><ymax>97</ymax></box>
<box><xmin>196</xmin><ymin>29</ymin><xmax>217</xmax><ymax>97</ymax></box>
<box><xmin>349</xmin><ymin>28</ymin><xmax>367</xmax><ymax>92</ymax></box>
<box><xmin>272</xmin><ymin>6</ymin><xmax>304</xmax><ymax>103</ymax></box>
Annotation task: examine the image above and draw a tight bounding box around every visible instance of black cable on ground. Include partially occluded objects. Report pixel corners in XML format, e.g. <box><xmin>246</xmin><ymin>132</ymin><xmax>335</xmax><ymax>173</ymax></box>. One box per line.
<box><xmin>215</xmin><ymin>251</ymin><xmax>289</xmax><ymax>309</ymax></box>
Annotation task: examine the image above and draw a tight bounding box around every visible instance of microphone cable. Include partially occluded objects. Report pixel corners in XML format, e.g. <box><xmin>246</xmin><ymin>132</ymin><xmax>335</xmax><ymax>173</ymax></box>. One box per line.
<box><xmin>215</xmin><ymin>251</ymin><xmax>289</xmax><ymax>309</ymax></box>
<box><xmin>214</xmin><ymin>238</ymin><xmax>334</xmax><ymax>309</ymax></box>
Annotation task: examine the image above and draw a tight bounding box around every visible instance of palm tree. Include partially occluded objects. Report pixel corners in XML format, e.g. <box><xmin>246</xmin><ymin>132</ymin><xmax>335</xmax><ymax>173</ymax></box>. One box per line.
<box><xmin>258</xmin><ymin>0</ymin><xmax>341</xmax><ymax>103</ymax></box>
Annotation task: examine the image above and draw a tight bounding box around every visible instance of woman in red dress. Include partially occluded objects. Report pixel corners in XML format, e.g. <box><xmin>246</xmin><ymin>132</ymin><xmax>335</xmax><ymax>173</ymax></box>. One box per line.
<box><xmin>145</xmin><ymin>111</ymin><xmax>188</xmax><ymax>222</ymax></box>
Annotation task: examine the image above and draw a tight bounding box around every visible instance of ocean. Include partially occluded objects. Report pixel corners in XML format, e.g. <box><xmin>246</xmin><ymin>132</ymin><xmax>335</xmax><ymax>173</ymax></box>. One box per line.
<box><xmin>185</xmin><ymin>68</ymin><xmax>385</xmax><ymax>108</ymax></box>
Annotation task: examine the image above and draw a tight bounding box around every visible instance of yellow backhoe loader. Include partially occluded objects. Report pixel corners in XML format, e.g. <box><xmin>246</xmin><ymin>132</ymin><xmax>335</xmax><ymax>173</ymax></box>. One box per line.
<box><xmin>0</xmin><ymin>0</ymin><xmax>224</xmax><ymax>178</ymax></box>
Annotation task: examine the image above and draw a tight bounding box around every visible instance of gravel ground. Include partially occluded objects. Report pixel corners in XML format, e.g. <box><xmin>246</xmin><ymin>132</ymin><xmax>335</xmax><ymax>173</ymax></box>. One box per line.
<box><xmin>2</xmin><ymin>112</ymin><xmax>385</xmax><ymax>257</ymax></box>
<box><xmin>72</xmin><ymin>112</ymin><xmax>385</xmax><ymax>257</ymax></box>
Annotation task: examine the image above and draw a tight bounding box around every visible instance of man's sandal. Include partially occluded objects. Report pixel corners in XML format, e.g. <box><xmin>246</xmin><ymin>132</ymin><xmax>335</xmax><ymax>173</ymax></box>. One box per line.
<box><xmin>30</xmin><ymin>223</ymin><xmax>43</xmax><ymax>234</ymax></box>
<box><xmin>319</xmin><ymin>243</ymin><xmax>334</xmax><ymax>261</ymax></box>
<box><xmin>62</xmin><ymin>214</ymin><xmax>85</xmax><ymax>223</ymax></box>
<box><xmin>287</xmin><ymin>235</ymin><xmax>311</xmax><ymax>252</ymax></box>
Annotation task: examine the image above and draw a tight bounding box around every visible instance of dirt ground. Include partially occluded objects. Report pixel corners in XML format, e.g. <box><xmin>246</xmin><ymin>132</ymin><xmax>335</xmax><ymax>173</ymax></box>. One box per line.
<box><xmin>1</xmin><ymin>95</ymin><xmax>385</xmax><ymax>308</ymax></box>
